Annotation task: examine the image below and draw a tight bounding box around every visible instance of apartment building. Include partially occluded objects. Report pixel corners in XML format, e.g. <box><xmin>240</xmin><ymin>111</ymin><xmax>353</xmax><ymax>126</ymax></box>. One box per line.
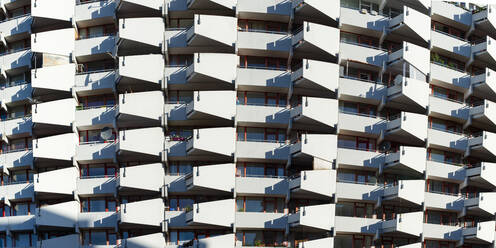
<box><xmin>0</xmin><ymin>0</ymin><xmax>493</xmax><ymax>247</ymax></box>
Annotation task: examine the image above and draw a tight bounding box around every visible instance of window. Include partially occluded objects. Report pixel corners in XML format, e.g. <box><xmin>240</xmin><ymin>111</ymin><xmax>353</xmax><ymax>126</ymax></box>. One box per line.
<box><xmin>427</xmin><ymin>149</ymin><xmax>462</xmax><ymax>165</ymax></box>
<box><xmin>340</xmin><ymin>32</ymin><xmax>379</xmax><ymax>48</ymax></box>
<box><xmin>426</xmin><ymin>179</ymin><xmax>459</xmax><ymax>195</ymax></box>
<box><xmin>168</xmin><ymin>162</ymin><xmax>193</xmax><ymax>175</ymax></box>
<box><xmin>236</xmin><ymin>91</ymin><xmax>287</xmax><ymax>107</ymax></box>
<box><xmin>236</xmin><ymin>231</ymin><xmax>285</xmax><ymax>246</ymax></box>
<box><xmin>81</xmin><ymin>230</ymin><xmax>117</xmax><ymax>246</ymax></box>
<box><xmin>424</xmin><ymin>210</ymin><xmax>458</xmax><ymax>226</ymax></box>
<box><xmin>8</xmin><ymin>5</ymin><xmax>30</xmax><ymax>18</ymax></box>
<box><xmin>12</xmin><ymin>202</ymin><xmax>34</xmax><ymax>216</ymax></box>
<box><xmin>167</xmin><ymin>91</ymin><xmax>193</xmax><ymax>104</ymax></box>
<box><xmin>238</xmin><ymin>20</ymin><xmax>288</xmax><ymax>33</ymax></box>
<box><xmin>339</xmin><ymin>101</ymin><xmax>377</xmax><ymax>116</ymax></box>
<box><xmin>236</xmin><ymin>197</ymin><xmax>284</xmax><ymax>213</ymax></box>
<box><xmin>78</xmin><ymin>24</ymin><xmax>115</xmax><ymax>39</ymax></box>
<box><xmin>431</xmin><ymin>52</ymin><xmax>465</xmax><ymax>72</ymax></box>
<box><xmin>77</xmin><ymin>59</ymin><xmax>115</xmax><ymax>73</ymax></box>
<box><xmin>81</xmin><ymin>197</ymin><xmax>117</xmax><ymax>212</ymax></box>
<box><xmin>168</xmin><ymin>197</ymin><xmax>194</xmax><ymax>211</ymax></box>
<box><xmin>239</xmin><ymin>56</ymin><xmax>288</xmax><ymax>70</ymax></box>
<box><xmin>334</xmin><ymin>235</ymin><xmax>373</xmax><ymax>248</ymax></box>
<box><xmin>167</xmin><ymin>129</ymin><xmax>193</xmax><ymax>141</ymax></box>
<box><xmin>168</xmin><ymin>55</ymin><xmax>193</xmax><ymax>67</ymax></box>
<box><xmin>337</xmin><ymin>169</ymin><xmax>377</xmax><ymax>185</ymax></box>
<box><xmin>12</xmin><ymin>232</ymin><xmax>33</xmax><ymax>247</ymax></box>
<box><xmin>338</xmin><ymin>135</ymin><xmax>376</xmax><ymax>151</ymax></box>
<box><xmin>0</xmin><ymin>203</ymin><xmax>10</xmax><ymax>217</ymax></box>
<box><xmin>80</xmin><ymin>164</ymin><xmax>118</xmax><ymax>178</ymax></box>
<box><xmin>428</xmin><ymin>117</ymin><xmax>462</xmax><ymax>134</ymax></box>
<box><xmin>79</xmin><ymin>94</ymin><xmax>115</xmax><ymax>108</ymax></box>
<box><xmin>424</xmin><ymin>240</ymin><xmax>456</xmax><ymax>248</ymax></box>
<box><xmin>79</xmin><ymin>129</ymin><xmax>117</xmax><ymax>144</ymax></box>
<box><xmin>336</xmin><ymin>202</ymin><xmax>374</xmax><ymax>218</ymax></box>
<box><xmin>237</xmin><ymin>127</ymin><xmax>286</xmax><ymax>143</ymax></box>
<box><xmin>431</xmin><ymin>21</ymin><xmax>465</xmax><ymax>39</ymax></box>
<box><xmin>168</xmin><ymin>18</ymin><xmax>194</xmax><ymax>29</ymax></box>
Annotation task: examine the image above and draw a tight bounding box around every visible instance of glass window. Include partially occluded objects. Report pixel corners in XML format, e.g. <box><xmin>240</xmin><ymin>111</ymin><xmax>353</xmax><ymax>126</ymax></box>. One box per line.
<box><xmin>178</xmin><ymin>232</ymin><xmax>194</xmax><ymax>245</ymax></box>
<box><xmin>13</xmin><ymin>233</ymin><xmax>30</xmax><ymax>247</ymax></box>
<box><xmin>169</xmin><ymin>198</ymin><xmax>178</xmax><ymax>211</ymax></box>
<box><xmin>90</xmin><ymin>199</ymin><xmax>106</xmax><ymax>212</ymax></box>
<box><xmin>245</xmin><ymin>165</ymin><xmax>264</xmax><ymax>177</ymax></box>
<box><xmin>91</xmin><ymin>231</ymin><xmax>107</xmax><ymax>245</ymax></box>
<box><xmin>245</xmin><ymin>198</ymin><xmax>263</xmax><ymax>212</ymax></box>
<box><xmin>178</xmin><ymin>198</ymin><xmax>194</xmax><ymax>211</ymax></box>
<box><xmin>13</xmin><ymin>203</ymin><xmax>29</xmax><ymax>216</ymax></box>
<box><xmin>244</xmin><ymin>231</ymin><xmax>263</xmax><ymax>246</ymax></box>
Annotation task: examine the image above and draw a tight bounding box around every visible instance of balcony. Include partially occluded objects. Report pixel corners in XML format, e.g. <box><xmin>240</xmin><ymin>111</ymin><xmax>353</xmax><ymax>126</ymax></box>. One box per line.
<box><xmin>424</xmin><ymin>192</ymin><xmax>464</xmax><ymax>212</ymax></box>
<box><xmin>31</xmin><ymin>28</ymin><xmax>75</xmax><ymax>57</ymax></box>
<box><xmin>185</xmin><ymin>199</ymin><xmax>234</xmax><ymax>227</ymax></box>
<box><xmin>428</xmin><ymin>95</ymin><xmax>468</xmax><ymax>122</ymax></box>
<box><xmin>119</xmin><ymin>198</ymin><xmax>164</xmax><ymax>228</ymax></box>
<box><xmin>466</xmin><ymin>163</ymin><xmax>496</xmax><ymax>189</ymax></box>
<box><xmin>75</xmin><ymin>0</ymin><xmax>116</xmax><ymax>24</ymax></box>
<box><xmin>337</xmin><ymin>112</ymin><xmax>385</xmax><ymax>137</ymax></box>
<box><xmin>75</xmin><ymin>105</ymin><xmax>116</xmax><ymax>130</ymax></box>
<box><xmin>36</xmin><ymin>201</ymin><xmax>79</xmax><ymax>229</ymax></box>
<box><xmin>297</xmin><ymin>237</ymin><xmax>333</xmax><ymax>248</ymax></box>
<box><xmin>0</xmin><ymin>14</ymin><xmax>31</xmax><ymax>41</ymax></box>
<box><xmin>288</xmin><ymin>204</ymin><xmax>334</xmax><ymax>232</ymax></box>
<box><xmin>427</xmin><ymin>128</ymin><xmax>467</xmax><ymax>153</ymax></box>
<box><xmin>382</xmin><ymin>180</ymin><xmax>424</xmax><ymax>207</ymax></box>
<box><xmin>31</xmin><ymin>63</ymin><xmax>74</xmax><ymax>102</ymax></box>
<box><xmin>235</xmin><ymin>141</ymin><xmax>290</xmax><ymax>163</ymax></box>
<box><xmin>33</xmin><ymin>133</ymin><xmax>77</xmax><ymax>167</ymax></box>
<box><xmin>186</xmin><ymin>127</ymin><xmax>235</xmax><ymax>161</ymax></box>
<box><xmin>389</xmin><ymin>6</ymin><xmax>430</xmax><ymax>46</ymax></box>
<box><xmin>381</xmin><ymin>211</ymin><xmax>423</xmax><ymax>238</ymax></box>
<box><xmin>237</xmin><ymin>30</ymin><xmax>291</xmax><ymax>57</ymax></box>
<box><xmin>388</xmin><ymin>42</ymin><xmax>430</xmax><ymax>78</ymax></box>
<box><xmin>473</xmin><ymin>5</ymin><xmax>496</xmax><ymax>37</ymax></box>
<box><xmin>383</xmin><ymin>146</ymin><xmax>426</xmax><ymax>177</ymax></box>
<box><xmin>236</xmin><ymin>105</ymin><xmax>290</xmax><ymax>128</ymax></box>
<box><xmin>0</xmin><ymin>81</ymin><xmax>31</xmax><ymax>108</ymax></box>
<box><xmin>464</xmin><ymin>192</ymin><xmax>496</xmax><ymax>217</ymax></box>
<box><xmin>431</xmin><ymin>1</ymin><xmax>472</xmax><ymax>28</ymax></box>
<box><xmin>236</xmin><ymin>0</ymin><xmax>291</xmax><ymax>22</ymax></box>
<box><xmin>425</xmin><ymin>160</ymin><xmax>465</xmax><ymax>183</ymax></box>
<box><xmin>338</xmin><ymin>76</ymin><xmax>387</xmax><ymax>105</ymax></box>
<box><xmin>0</xmin><ymin>182</ymin><xmax>34</xmax><ymax>203</ymax></box>
<box><xmin>120</xmin><ymin>233</ymin><xmax>166</xmax><ymax>248</ymax></box>
<box><xmin>387</xmin><ymin>75</ymin><xmax>429</xmax><ymax>113</ymax></box>
<box><xmin>75</xmin><ymin>141</ymin><xmax>116</xmax><ymax>164</ymax></box>
<box><xmin>472</xmin><ymin>37</ymin><xmax>496</xmax><ymax>70</ymax></box>
<box><xmin>116</xmin><ymin>127</ymin><xmax>165</xmax><ymax>162</ymax></box>
<box><xmin>340</xmin><ymin>7</ymin><xmax>388</xmax><ymax>35</ymax></box>
<box><xmin>335</xmin><ymin>181</ymin><xmax>381</xmax><ymax>202</ymax></box>
<box><xmin>292</xmin><ymin>22</ymin><xmax>339</xmax><ymax>62</ymax></box>
<box><xmin>471</xmin><ymin>68</ymin><xmax>496</xmax><ymax>102</ymax></box>
<box><xmin>336</xmin><ymin>147</ymin><xmax>384</xmax><ymax>170</ymax></box>
<box><xmin>235</xmin><ymin>211</ymin><xmax>286</xmax><ymax>230</ymax></box>
<box><xmin>431</xmin><ymin>30</ymin><xmax>471</xmax><ymax>61</ymax></box>
<box><xmin>79</xmin><ymin>211</ymin><xmax>117</xmax><ymax>229</ymax></box>
<box><xmin>236</xmin><ymin>176</ymin><xmax>287</xmax><ymax>197</ymax></box>
<box><xmin>74</xmin><ymin>70</ymin><xmax>115</xmax><ymax>99</ymax></box>
<box><xmin>290</xmin><ymin>170</ymin><xmax>335</xmax><ymax>200</ymax></box>
<box><xmin>34</xmin><ymin>167</ymin><xmax>77</xmax><ymax>198</ymax></box>
<box><xmin>423</xmin><ymin>223</ymin><xmax>461</xmax><ymax>242</ymax></box>
<box><xmin>31</xmin><ymin>0</ymin><xmax>74</xmax><ymax>31</ymax></box>
<box><xmin>339</xmin><ymin>42</ymin><xmax>388</xmax><ymax>68</ymax></box>
<box><xmin>334</xmin><ymin>216</ymin><xmax>381</xmax><ymax>235</ymax></box>
<box><xmin>185</xmin><ymin>90</ymin><xmax>235</xmax><ymax>126</ymax></box>
<box><xmin>115</xmin><ymin>91</ymin><xmax>165</xmax><ymax>128</ymax></box>
<box><xmin>115</xmin><ymin>0</ymin><xmax>163</xmax><ymax>18</ymax></box>
<box><xmin>74</xmin><ymin>35</ymin><xmax>116</xmax><ymax>63</ymax></box>
<box><xmin>236</xmin><ymin>67</ymin><xmax>290</xmax><ymax>93</ymax></box>
<box><xmin>463</xmin><ymin>221</ymin><xmax>495</xmax><ymax>245</ymax></box>
<box><xmin>77</xmin><ymin>176</ymin><xmax>116</xmax><ymax>196</ymax></box>
<box><xmin>116</xmin><ymin>54</ymin><xmax>164</xmax><ymax>92</ymax></box>
<box><xmin>185</xmin><ymin>14</ymin><xmax>236</xmax><ymax>53</ymax></box>
<box><xmin>1</xmin><ymin>148</ymin><xmax>33</xmax><ymax>170</ymax></box>
<box><xmin>174</xmin><ymin>53</ymin><xmax>237</xmax><ymax>91</ymax></box>
<box><xmin>290</xmin><ymin>134</ymin><xmax>337</xmax><ymax>167</ymax></box>
<box><xmin>468</xmin><ymin>131</ymin><xmax>496</xmax><ymax>162</ymax></box>
<box><xmin>383</xmin><ymin>112</ymin><xmax>428</xmax><ymax>146</ymax></box>
<box><xmin>37</xmin><ymin>234</ymin><xmax>79</xmax><ymax>248</ymax></box>
<box><xmin>185</xmin><ymin>163</ymin><xmax>234</xmax><ymax>194</ymax></box>
<box><xmin>117</xmin><ymin>17</ymin><xmax>164</xmax><ymax>56</ymax></box>
<box><xmin>187</xmin><ymin>0</ymin><xmax>235</xmax><ymax>13</ymax></box>
<box><xmin>32</xmin><ymin>98</ymin><xmax>76</xmax><ymax>137</ymax></box>
<box><xmin>292</xmin><ymin>59</ymin><xmax>338</xmax><ymax>98</ymax></box>
<box><xmin>0</xmin><ymin>48</ymin><xmax>31</xmax><ymax>74</ymax></box>
<box><xmin>118</xmin><ymin>163</ymin><xmax>164</xmax><ymax>194</ymax></box>
<box><xmin>293</xmin><ymin>0</ymin><xmax>338</xmax><ymax>26</ymax></box>
<box><xmin>469</xmin><ymin>100</ymin><xmax>496</xmax><ymax>132</ymax></box>
<box><xmin>291</xmin><ymin>97</ymin><xmax>337</xmax><ymax>133</ymax></box>
<box><xmin>0</xmin><ymin>215</ymin><xmax>34</xmax><ymax>232</ymax></box>
<box><xmin>2</xmin><ymin>115</ymin><xmax>32</xmax><ymax>139</ymax></box>
<box><xmin>430</xmin><ymin>62</ymin><xmax>471</xmax><ymax>91</ymax></box>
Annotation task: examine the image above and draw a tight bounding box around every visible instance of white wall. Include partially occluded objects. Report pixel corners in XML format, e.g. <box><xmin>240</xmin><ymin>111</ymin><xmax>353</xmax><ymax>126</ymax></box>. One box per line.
<box><xmin>35</xmin><ymin>167</ymin><xmax>77</xmax><ymax>195</ymax></box>
<box><xmin>33</xmin><ymin>98</ymin><xmax>76</xmax><ymax>127</ymax></box>
<box><xmin>119</xmin><ymin>91</ymin><xmax>164</xmax><ymax>120</ymax></box>
<box><xmin>119</xmin><ymin>54</ymin><xmax>164</xmax><ymax>83</ymax></box>
<box><xmin>118</xmin><ymin>127</ymin><xmax>164</xmax><ymax>157</ymax></box>
<box><xmin>119</xmin><ymin>163</ymin><xmax>164</xmax><ymax>192</ymax></box>
<box><xmin>119</xmin><ymin>17</ymin><xmax>164</xmax><ymax>47</ymax></box>
<box><xmin>192</xmin><ymin>14</ymin><xmax>236</xmax><ymax>47</ymax></box>
<box><xmin>191</xmin><ymin>127</ymin><xmax>235</xmax><ymax>157</ymax></box>
<box><xmin>31</xmin><ymin>28</ymin><xmax>75</xmax><ymax>57</ymax></box>
<box><xmin>33</xmin><ymin>133</ymin><xmax>77</xmax><ymax>162</ymax></box>
<box><xmin>32</xmin><ymin>64</ymin><xmax>75</xmax><ymax>92</ymax></box>
<box><xmin>32</xmin><ymin>0</ymin><xmax>75</xmax><ymax>22</ymax></box>
<box><xmin>192</xmin><ymin>163</ymin><xmax>234</xmax><ymax>193</ymax></box>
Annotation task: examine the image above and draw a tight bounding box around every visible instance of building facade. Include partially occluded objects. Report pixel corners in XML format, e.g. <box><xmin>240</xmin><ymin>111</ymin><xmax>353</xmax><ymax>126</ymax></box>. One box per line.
<box><xmin>0</xmin><ymin>0</ymin><xmax>494</xmax><ymax>247</ymax></box>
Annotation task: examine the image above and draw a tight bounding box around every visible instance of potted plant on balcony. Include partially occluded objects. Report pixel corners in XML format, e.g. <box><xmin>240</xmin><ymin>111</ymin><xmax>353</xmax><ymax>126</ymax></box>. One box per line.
<box><xmin>184</xmin><ymin>206</ymin><xmax>193</xmax><ymax>212</ymax></box>
<box><xmin>254</xmin><ymin>240</ymin><xmax>264</xmax><ymax>247</ymax></box>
